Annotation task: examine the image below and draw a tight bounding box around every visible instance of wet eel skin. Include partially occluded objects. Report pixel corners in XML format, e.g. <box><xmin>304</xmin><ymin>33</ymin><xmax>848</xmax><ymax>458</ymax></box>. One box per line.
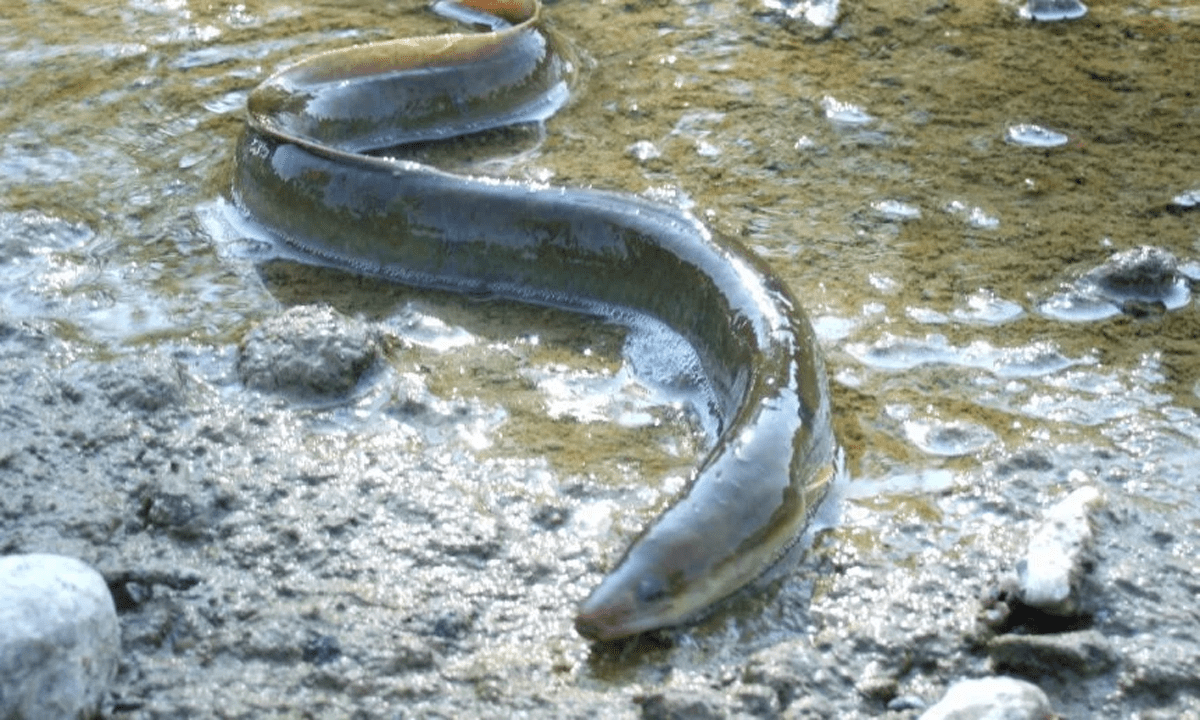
<box><xmin>231</xmin><ymin>0</ymin><xmax>835</xmax><ymax>641</ymax></box>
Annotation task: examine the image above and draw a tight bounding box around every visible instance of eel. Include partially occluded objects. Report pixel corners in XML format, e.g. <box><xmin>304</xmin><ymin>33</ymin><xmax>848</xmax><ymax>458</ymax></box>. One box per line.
<box><xmin>232</xmin><ymin>0</ymin><xmax>835</xmax><ymax>641</ymax></box>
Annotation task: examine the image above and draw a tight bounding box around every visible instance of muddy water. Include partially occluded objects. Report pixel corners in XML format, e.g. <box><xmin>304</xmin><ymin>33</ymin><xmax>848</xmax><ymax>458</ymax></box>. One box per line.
<box><xmin>2</xmin><ymin>0</ymin><xmax>1199</xmax><ymax>717</ymax></box>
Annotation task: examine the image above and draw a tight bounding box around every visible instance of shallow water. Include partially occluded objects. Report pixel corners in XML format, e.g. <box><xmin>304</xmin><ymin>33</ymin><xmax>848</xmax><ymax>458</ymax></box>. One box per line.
<box><xmin>3</xmin><ymin>0</ymin><xmax>1199</xmax><ymax>716</ymax></box>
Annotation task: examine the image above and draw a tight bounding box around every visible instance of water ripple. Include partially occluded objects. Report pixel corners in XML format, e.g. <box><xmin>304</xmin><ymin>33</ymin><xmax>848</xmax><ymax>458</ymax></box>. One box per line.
<box><xmin>904</xmin><ymin>418</ymin><xmax>997</xmax><ymax>457</ymax></box>
<box><xmin>846</xmin><ymin>333</ymin><xmax>1083</xmax><ymax>378</ymax></box>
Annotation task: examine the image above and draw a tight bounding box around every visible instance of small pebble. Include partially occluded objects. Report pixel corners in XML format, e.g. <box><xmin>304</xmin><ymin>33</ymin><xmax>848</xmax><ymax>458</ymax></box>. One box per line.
<box><xmin>1017</xmin><ymin>485</ymin><xmax>1104</xmax><ymax>616</ymax></box>
<box><xmin>920</xmin><ymin>676</ymin><xmax>1052</xmax><ymax>720</ymax></box>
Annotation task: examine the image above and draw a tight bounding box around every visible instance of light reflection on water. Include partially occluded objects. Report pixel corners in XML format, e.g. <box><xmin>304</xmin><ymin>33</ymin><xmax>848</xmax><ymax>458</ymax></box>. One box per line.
<box><xmin>1</xmin><ymin>0</ymin><xmax>1196</xmax><ymax>480</ymax></box>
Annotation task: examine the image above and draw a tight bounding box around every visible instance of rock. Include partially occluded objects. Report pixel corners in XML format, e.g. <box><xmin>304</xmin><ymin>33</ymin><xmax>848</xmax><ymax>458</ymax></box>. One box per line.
<box><xmin>380</xmin><ymin>638</ymin><xmax>436</xmax><ymax>674</ymax></box>
<box><xmin>135</xmin><ymin>463</ymin><xmax>223</xmax><ymax>541</ymax></box>
<box><xmin>237</xmin><ymin>304</ymin><xmax>382</xmax><ymax>399</ymax></box>
<box><xmin>90</xmin><ymin>354</ymin><xmax>186</xmax><ymax>413</ymax></box>
<box><xmin>1119</xmin><ymin>640</ymin><xmax>1200</xmax><ymax>700</ymax></box>
<box><xmin>1083</xmin><ymin>246</ymin><xmax>1181</xmax><ymax>305</ymax></box>
<box><xmin>733</xmin><ymin>683</ymin><xmax>780</xmax><ymax>717</ymax></box>
<box><xmin>743</xmin><ymin>638</ymin><xmax>814</xmax><ymax>708</ymax></box>
<box><xmin>301</xmin><ymin>634</ymin><xmax>342</xmax><ymax>666</ymax></box>
<box><xmin>855</xmin><ymin>660</ymin><xmax>899</xmax><ymax>702</ymax></box>
<box><xmin>0</xmin><ymin>554</ymin><xmax>120</xmax><ymax>719</ymax></box>
<box><xmin>920</xmin><ymin>676</ymin><xmax>1052</xmax><ymax>720</ymax></box>
<box><xmin>1038</xmin><ymin>246</ymin><xmax>1191</xmax><ymax>320</ymax></box>
<box><xmin>636</xmin><ymin>686</ymin><xmax>727</xmax><ymax>720</ymax></box>
<box><xmin>782</xmin><ymin>694</ymin><xmax>836</xmax><ymax>719</ymax></box>
<box><xmin>988</xmin><ymin>629</ymin><xmax>1116</xmax><ymax>678</ymax></box>
<box><xmin>1016</xmin><ymin>485</ymin><xmax>1104</xmax><ymax>616</ymax></box>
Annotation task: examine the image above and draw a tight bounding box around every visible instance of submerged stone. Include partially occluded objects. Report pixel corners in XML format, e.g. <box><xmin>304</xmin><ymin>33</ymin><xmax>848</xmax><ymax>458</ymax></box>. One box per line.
<box><xmin>1083</xmin><ymin>246</ymin><xmax>1183</xmax><ymax>305</ymax></box>
<box><xmin>1038</xmin><ymin>246</ymin><xmax>1191</xmax><ymax>321</ymax></box>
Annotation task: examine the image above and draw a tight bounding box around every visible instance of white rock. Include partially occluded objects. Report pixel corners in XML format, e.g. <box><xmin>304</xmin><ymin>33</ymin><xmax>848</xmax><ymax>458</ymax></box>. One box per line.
<box><xmin>920</xmin><ymin>676</ymin><xmax>1052</xmax><ymax>720</ymax></box>
<box><xmin>0</xmin><ymin>554</ymin><xmax>120</xmax><ymax>719</ymax></box>
<box><xmin>1017</xmin><ymin>485</ymin><xmax>1104</xmax><ymax>615</ymax></box>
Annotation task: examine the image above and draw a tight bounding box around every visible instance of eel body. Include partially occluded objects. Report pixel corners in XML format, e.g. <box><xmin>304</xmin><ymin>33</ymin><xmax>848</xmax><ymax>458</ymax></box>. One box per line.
<box><xmin>232</xmin><ymin>0</ymin><xmax>835</xmax><ymax>641</ymax></box>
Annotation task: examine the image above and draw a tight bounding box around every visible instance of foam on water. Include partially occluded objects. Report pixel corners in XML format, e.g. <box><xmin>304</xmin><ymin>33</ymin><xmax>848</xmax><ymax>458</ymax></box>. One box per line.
<box><xmin>904</xmin><ymin>418</ymin><xmax>997</xmax><ymax>457</ymax></box>
<box><xmin>871</xmin><ymin>199</ymin><xmax>922</xmax><ymax>221</ymax></box>
<box><xmin>950</xmin><ymin>290</ymin><xmax>1025</xmax><ymax>325</ymax></box>
<box><xmin>847</xmin><ymin>333</ymin><xmax>1084</xmax><ymax>378</ymax></box>
<box><xmin>910</xmin><ymin>291</ymin><xmax>1024</xmax><ymax>326</ymax></box>
<box><xmin>1173</xmin><ymin>189</ymin><xmax>1200</xmax><ymax>208</ymax></box>
<box><xmin>382</xmin><ymin>307</ymin><xmax>477</xmax><ymax>352</ymax></box>
<box><xmin>821</xmin><ymin>95</ymin><xmax>874</xmax><ymax>126</ymax></box>
<box><xmin>1005</xmin><ymin>123</ymin><xmax>1069</xmax><ymax>148</ymax></box>
<box><xmin>944</xmin><ymin>200</ymin><xmax>1000</xmax><ymax>230</ymax></box>
<box><xmin>1019</xmin><ymin>0</ymin><xmax>1088</xmax><ymax>21</ymax></box>
<box><xmin>761</xmin><ymin>0</ymin><xmax>840</xmax><ymax>27</ymax></box>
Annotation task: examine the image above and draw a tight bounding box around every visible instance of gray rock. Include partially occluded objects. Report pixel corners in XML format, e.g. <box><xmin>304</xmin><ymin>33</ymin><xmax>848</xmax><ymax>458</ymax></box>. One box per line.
<box><xmin>855</xmin><ymin>659</ymin><xmax>899</xmax><ymax>702</ymax></box>
<box><xmin>734</xmin><ymin>683</ymin><xmax>780</xmax><ymax>717</ymax></box>
<box><xmin>637</xmin><ymin>686</ymin><xmax>727</xmax><ymax>720</ymax></box>
<box><xmin>1016</xmin><ymin>485</ymin><xmax>1104</xmax><ymax>616</ymax></box>
<box><xmin>1083</xmin><ymin>246</ymin><xmax>1181</xmax><ymax>305</ymax></box>
<box><xmin>988</xmin><ymin>629</ymin><xmax>1116</xmax><ymax>678</ymax></box>
<box><xmin>743</xmin><ymin>638</ymin><xmax>815</xmax><ymax>708</ymax></box>
<box><xmin>919</xmin><ymin>676</ymin><xmax>1052</xmax><ymax>720</ymax></box>
<box><xmin>782</xmin><ymin>694</ymin><xmax>836</xmax><ymax>719</ymax></box>
<box><xmin>89</xmin><ymin>354</ymin><xmax>186</xmax><ymax>413</ymax></box>
<box><xmin>0</xmin><ymin>554</ymin><xmax>120</xmax><ymax>719</ymax></box>
<box><xmin>237</xmin><ymin>304</ymin><xmax>382</xmax><ymax>399</ymax></box>
<box><xmin>1037</xmin><ymin>246</ymin><xmax>1191</xmax><ymax>320</ymax></box>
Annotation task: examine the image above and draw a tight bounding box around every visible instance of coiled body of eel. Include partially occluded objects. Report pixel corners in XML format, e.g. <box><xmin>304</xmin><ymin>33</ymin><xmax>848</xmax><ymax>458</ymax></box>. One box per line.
<box><xmin>232</xmin><ymin>0</ymin><xmax>834</xmax><ymax>641</ymax></box>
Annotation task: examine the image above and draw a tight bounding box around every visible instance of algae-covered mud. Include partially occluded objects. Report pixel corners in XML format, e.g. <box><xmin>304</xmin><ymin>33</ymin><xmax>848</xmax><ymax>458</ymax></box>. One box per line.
<box><xmin>2</xmin><ymin>0</ymin><xmax>1199</xmax><ymax>717</ymax></box>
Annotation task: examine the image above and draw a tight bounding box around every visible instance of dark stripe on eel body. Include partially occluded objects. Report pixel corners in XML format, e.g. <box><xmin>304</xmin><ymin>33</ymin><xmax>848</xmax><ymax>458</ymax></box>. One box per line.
<box><xmin>232</xmin><ymin>0</ymin><xmax>835</xmax><ymax>641</ymax></box>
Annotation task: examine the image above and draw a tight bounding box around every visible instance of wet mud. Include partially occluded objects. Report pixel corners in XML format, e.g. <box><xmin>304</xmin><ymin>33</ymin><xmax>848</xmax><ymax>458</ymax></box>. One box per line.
<box><xmin>2</xmin><ymin>0</ymin><xmax>1199</xmax><ymax>717</ymax></box>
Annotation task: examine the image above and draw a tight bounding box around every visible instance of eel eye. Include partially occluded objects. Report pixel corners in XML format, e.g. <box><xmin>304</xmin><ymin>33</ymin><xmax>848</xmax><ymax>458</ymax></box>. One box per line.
<box><xmin>636</xmin><ymin>576</ymin><xmax>667</xmax><ymax>605</ymax></box>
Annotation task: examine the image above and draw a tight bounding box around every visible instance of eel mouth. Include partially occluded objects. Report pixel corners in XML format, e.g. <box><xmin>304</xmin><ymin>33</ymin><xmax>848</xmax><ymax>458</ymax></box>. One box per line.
<box><xmin>574</xmin><ymin>578</ymin><xmax>635</xmax><ymax>641</ymax></box>
<box><xmin>574</xmin><ymin>603</ymin><xmax>639</xmax><ymax>642</ymax></box>
<box><xmin>573</xmin><ymin>611</ymin><xmax>615</xmax><ymax>642</ymax></box>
